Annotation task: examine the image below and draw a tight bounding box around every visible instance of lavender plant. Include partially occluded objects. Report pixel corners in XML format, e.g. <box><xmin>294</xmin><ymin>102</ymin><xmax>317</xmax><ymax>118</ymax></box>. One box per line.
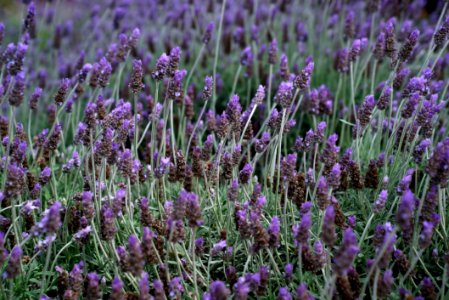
<box><xmin>0</xmin><ymin>0</ymin><xmax>449</xmax><ymax>299</ymax></box>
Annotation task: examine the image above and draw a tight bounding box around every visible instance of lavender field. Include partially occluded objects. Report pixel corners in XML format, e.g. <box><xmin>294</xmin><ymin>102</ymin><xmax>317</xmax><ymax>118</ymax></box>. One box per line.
<box><xmin>1</xmin><ymin>0</ymin><xmax>449</xmax><ymax>299</ymax></box>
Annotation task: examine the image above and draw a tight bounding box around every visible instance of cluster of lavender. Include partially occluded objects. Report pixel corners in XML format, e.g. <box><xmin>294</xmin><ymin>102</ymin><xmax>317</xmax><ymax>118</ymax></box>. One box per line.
<box><xmin>1</xmin><ymin>0</ymin><xmax>449</xmax><ymax>299</ymax></box>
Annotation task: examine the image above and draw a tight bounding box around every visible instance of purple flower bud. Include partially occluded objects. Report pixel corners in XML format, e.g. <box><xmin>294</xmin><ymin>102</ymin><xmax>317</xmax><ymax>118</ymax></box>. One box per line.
<box><xmin>334</xmin><ymin>48</ymin><xmax>349</xmax><ymax>73</ymax></box>
<box><xmin>139</xmin><ymin>272</ymin><xmax>150</xmax><ymax>300</ymax></box>
<box><xmin>128</xmin><ymin>28</ymin><xmax>141</xmax><ymax>48</ymax></box>
<box><xmin>396</xmin><ymin>190</ymin><xmax>415</xmax><ymax>243</ymax></box>
<box><xmin>251</xmin><ymin>85</ymin><xmax>265</xmax><ymax>106</ymax></box>
<box><xmin>358</xmin><ymin>94</ymin><xmax>375</xmax><ymax>129</ymax></box>
<box><xmin>434</xmin><ymin>16</ymin><xmax>449</xmax><ymax>46</ymax></box>
<box><xmin>202</xmin><ymin>76</ymin><xmax>214</xmax><ymax>101</ymax></box>
<box><xmin>110</xmin><ymin>276</ymin><xmax>124</xmax><ymax>300</ymax></box>
<box><xmin>85</xmin><ymin>272</ymin><xmax>102</xmax><ymax>300</ymax></box>
<box><xmin>212</xmin><ymin>240</ymin><xmax>227</xmax><ymax>256</ymax></box>
<box><xmin>36</xmin><ymin>201</ymin><xmax>62</xmax><ymax>236</ymax></box>
<box><xmin>373</xmin><ymin>32</ymin><xmax>386</xmax><ymax>60</ymax></box>
<box><xmin>279</xmin><ymin>54</ymin><xmax>290</xmax><ymax>81</ymax></box>
<box><xmin>333</xmin><ymin>228</ymin><xmax>359</xmax><ymax>276</ymax></box>
<box><xmin>39</xmin><ymin>167</ymin><xmax>52</xmax><ymax>186</ymax></box>
<box><xmin>296</xmin><ymin>283</ymin><xmax>314</xmax><ymax>300</ymax></box>
<box><xmin>277</xmin><ymin>287</ymin><xmax>292</xmax><ymax>300</ymax></box>
<box><xmin>3</xmin><ymin>245</ymin><xmax>22</xmax><ymax>279</ymax></box>
<box><xmin>419</xmin><ymin>221</ymin><xmax>434</xmax><ymax>249</ymax></box>
<box><xmin>204</xmin><ymin>281</ymin><xmax>231</xmax><ymax>300</ymax></box>
<box><xmin>100</xmin><ymin>203</ymin><xmax>116</xmax><ymax>240</ymax></box>
<box><xmin>268</xmin><ymin>38</ymin><xmax>278</xmax><ymax>64</ymax></box>
<box><xmin>169</xmin><ymin>277</ymin><xmax>184</xmax><ymax>299</ymax></box>
<box><xmin>268</xmin><ymin>216</ymin><xmax>280</xmax><ymax>248</ymax></box>
<box><xmin>129</xmin><ymin>59</ymin><xmax>144</xmax><ymax>93</ymax></box>
<box><xmin>377</xmin><ymin>85</ymin><xmax>392</xmax><ymax>110</ymax></box>
<box><xmin>203</xmin><ymin>22</ymin><xmax>214</xmax><ymax>44</ymax></box>
<box><xmin>327</xmin><ymin>163</ymin><xmax>341</xmax><ymax>189</ymax></box>
<box><xmin>167</xmin><ymin>46</ymin><xmax>181</xmax><ymax>78</ymax></box>
<box><xmin>152</xmin><ymin>53</ymin><xmax>169</xmax><ymax>81</ymax></box>
<box><xmin>239</xmin><ymin>163</ymin><xmax>252</xmax><ymax>184</ymax></box>
<box><xmin>29</xmin><ymin>87</ymin><xmax>42</xmax><ymax>110</ymax></box>
<box><xmin>373</xmin><ymin>190</ymin><xmax>388</xmax><ymax>213</ymax></box>
<box><xmin>275</xmin><ymin>81</ymin><xmax>294</xmax><ymax>108</ymax></box>
<box><xmin>54</xmin><ymin>78</ymin><xmax>70</xmax><ymax>106</ymax></box>
<box><xmin>349</xmin><ymin>39</ymin><xmax>361</xmax><ymax>61</ymax></box>
<box><xmin>128</xmin><ymin>234</ymin><xmax>144</xmax><ymax>276</ymax></box>
<box><xmin>153</xmin><ymin>279</ymin><xmax>165</xmax><ymax>300</ymax></box>
<box><xmin>321</xmin><ymin>205</ymin><xmax>336</xmax><ymax>247</ymax></box>
<box><xmin>426</xmin><ymin>138</ymin><xmax>449</xmax><ymax>186</ymax></box>
<box><xmin>294</xmin><ymin>61</ymin><xmax>314</xmax><ymax>90</ymax></box>
<box><xmin>240</xmin><ymin>47</ymin><xmax>253</xmax><ymax>66</ymax></box>
<box><xmin>78</xmin><ymin>63</ymin><xmax>92</xmax><ymax>84</ymax></box>
<box><xmin>293</xmin><ymin>212</ymin><xmax>311</xmax><ymax>246</ymax></box>
<box><xmin>399</xmin><ymin>29</ymin><xmax>419</xmax><ymax>62</ymax></box>
<box><xmin>8</xmin><ymin>72</ymin><xmax>26</xmax><ymax>107</ymax></box>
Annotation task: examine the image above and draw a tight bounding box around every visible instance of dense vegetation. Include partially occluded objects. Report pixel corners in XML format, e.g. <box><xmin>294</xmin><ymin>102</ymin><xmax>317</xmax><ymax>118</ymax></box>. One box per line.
<box><xmin>1</xmin><ymin>0</ymin><xmax>449</xmax><ymax>299</ymax></box>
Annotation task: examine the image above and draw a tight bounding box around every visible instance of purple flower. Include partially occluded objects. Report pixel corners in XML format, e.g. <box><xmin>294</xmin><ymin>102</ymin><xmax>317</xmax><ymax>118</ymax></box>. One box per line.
<box><xmin>277</xmin><ymin>287</ymin><xmax>292</xmax><ymax>300</ymax></box>
<box><xmin>327</xmin><ymin>163</ymin><xmax>341</xmax><ymax>189</ymax></box>
<box><xmin>203</xmin><ymin>22</ymin><xmax>214</xmax><ymax>44</ymax></box>
<box><xmin>396</xmin><ymin>190</ymin><xmax>415</xmax><ymax>242</ymax></box>
<box><xmin>373</xmin><ymin>190</ymin><xmax>388</xmax><ymax>213</ymax></box>
<box><xmin>152</xmin><ymin>53</ymin><xmax>169</xmax><ymax>81</ymax></box>
<box><xmin>349</xmin><ymin>39</ymin><xmax>361</xmax><ymax>61</ymax></box>
<box><xmin>377</xmin><ymin>86</ymin><xmax>392</xmax><ymax>110</ymax></box>
<box><xmin>358</xmin><ymin>94</ymin><xmax>375</xmax><ymax>128</ymax></box>
<box><xmin>110</xmin><ymin>276</ymin><xmax>124</xmax><ymax>300</ymax></box>
<box><xmin>39</xmin><ymin>167</ymin><xmax>52</xmax><ymax>186</ymax></box>
<box><xmin>419</xmin><ymin>221</ymin><xmax>434</xmax><ymax>249</ymax></box>
<box><xmin>212</xmin><ymin>240</ymin><xmax>227</xmax><ymax>256</ymax></box>
<box><xmin>333</xmin><ymin>228</ymin><xmax>359</xmax><ymax>276</ymax></box>
<box><xmin>3</xmin><ymin>245</ymin><xmax>22</xmax><ymax>279</ymax></box>
<box><xmin>294</xmin><ymin>61</ymin><xmax>314</xmax><ymax>90</ymax></box>
<box><xmin>36</xmin><ymin>201</ymin><xmax>62</xmax><ymax>236</ymax></box>
<box><xmin>240</xmin><ymin>47</ymin><xmax>253</xmax><ymax>66</ymax></box>
<box><xmin>426</xmin><ymin>138</ymin><xmax>449</xmax><ymax>186</ymax></box>
<box><xmin>293</xmin><ymin>212</ymin><xmax>312</xmax><ymax>246</ymax></box>
<box><xmin>129</xmin><ymin>59</ymin><xmax>144</xmax><ymax>93</ymax></box>
<box><xmin>268</xmin><ymin>216</ymin><xmax>280</xmax><ymax>248</ymax></box>
<box><xmin>275</xmin><ymin>81</ymin><xmax>294</xmax><ymax>109</ymax></box>
<box><xmin>234</xmin><ymin>277</ymin><xmax>251</xmax><ymax>300</ymax></box>
<box><xmin>203</xmin><ymin>281</ymin><xmax>231</xmax><ymax>300</ymax></box>
<box><xmin>185</xmin><ymin>191</ymin><xmax>203</xmax><ymax>227</ymax></box>
<box><xmin>54</xmin><ymin>78</ymin><xmax>70</xmax><ymax>106</ymax></box>
<box><xmin>316</xmin><ymin>176</ymin><xmax>329</xmax><ymax>210</ymax></box>
<box><xmin>268</xmin><ymin>38</ymin><xmax>278</xmax><ymax>64</ymax></box>
<box><xmin>334</xmin><ymin>48</ymin><xmax>349</xmax><ymax>73</ymax></box>
<box><xmin>239</xmin><ymin>163</ymin><xmax>253</xmax><ymax>184</ymax></box>
<box><xmin>128</xmin><ymin>234</ymin><xmax>144</xmax><ymax>276</ymax></box>
<box><xmin>320</xmin><ymin>134</ymin><xmax>340</xmax><ymax>172</ymax></box>
<box><xmin>373</xmin><ymin>32</ymin><xmax>386</xmax><ymax>60</ymax></box>
<box><xmin>100</xmin><ymin>203</ymin><xmax>116</xmax><ymax>241</ymax></box>
<box><xmin>153</xmin><ymin>279</ymin><xmax>165</xmax><ymax>300</ymax></box>
<box><xmin>434</xmin><ymin>16</ymin><xmax>449</xmax><ymax>46</ymax></box>
<box><xmin>202</xmin><ymin>76</ymin><xmax>214</xmax><ymax>101</ymax></box>
<box><xmin>321</xmin><ymin>205</ymin><xmax>336</xmax><ymax>247</ymax></box>
<box><xmin>169</xmin><ymin>277</ymin><xmax>184</xmax><ymax>299</ymax></box>
<box><xmin>85</xmin><ymin>272</ymin><xmax>102</xmax><ymax>300</ymax></box>
<box><xmin>296</xmin><ymin>283</ymin><xmax>314</xmax><ymax>300</ymax></box>
<box><xmin>399</xmin><ymin>29</ymin><xmax>419</xmax><ymax>62</ymax></box>
<box><xmin>8</xmin><ymin>72</ymin><xmax>26</xmax><ymax>107</ymax></box>
<box><xmin>29</xmin><ymin>87</ymin><xmax>42</xmax><ymax>110</ymax></box>
<box><xmin>139</xmin><ymin>272</ymin><xmax>150</xmax><ymax>300</ymax></box>
<box><xmin>167</xmin><ymin>46</ymin><xmax>181</xmax><ymax>78</ymax></box>
<box><xmin>253</xmin><ymin>85</ymin><xmax>266</xmax><ymax>105</ymax></box>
